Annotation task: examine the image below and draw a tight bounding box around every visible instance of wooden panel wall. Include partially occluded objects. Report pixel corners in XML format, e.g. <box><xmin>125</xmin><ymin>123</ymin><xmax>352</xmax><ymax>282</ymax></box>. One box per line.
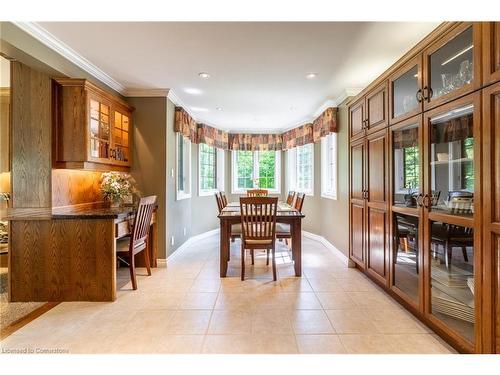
<box><xmin>52</xmin><ymin>169</ymin><xmax>103</xmax><ymax>207</ymax></box>
<box><xmin>11</xmin><ymin>62</ymin><xmax>52</xmax><ymax>208</ymax></box>
<box><xmin>0</xmin><ymin>87</ymin><xmax>10</xmax><ymax>174</ymax></box>
<box><xmin>9</xmin><ymin>219</ymin><xmax>116</xmax><ymax>301</ymax></box>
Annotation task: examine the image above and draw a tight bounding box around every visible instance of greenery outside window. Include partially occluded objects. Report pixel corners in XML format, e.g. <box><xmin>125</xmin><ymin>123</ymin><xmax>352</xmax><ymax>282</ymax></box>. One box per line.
<box><xmin>231</xmin><ymin>150</ymin><xmax>281</xmax><ymax>194</ymax></box>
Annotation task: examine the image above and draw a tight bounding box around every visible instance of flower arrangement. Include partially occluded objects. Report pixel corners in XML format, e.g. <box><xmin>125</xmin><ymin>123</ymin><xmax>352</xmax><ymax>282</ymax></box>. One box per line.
<box><xmin>101</xmin><ymin>172</ymin><xmax>139</xmax><ymax>207</ymax></box>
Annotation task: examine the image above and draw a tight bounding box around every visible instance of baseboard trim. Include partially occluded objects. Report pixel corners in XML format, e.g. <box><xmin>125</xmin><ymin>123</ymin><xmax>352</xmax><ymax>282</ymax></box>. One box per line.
<box><xmin>302</xmin><ymin>230</ymin><xmax>349</xmax><ymax>265</ymax></box>
<box><xmin>166</xmin><ymin>228</ymin><xmax>220</xmax><ymax>263</ymax></box>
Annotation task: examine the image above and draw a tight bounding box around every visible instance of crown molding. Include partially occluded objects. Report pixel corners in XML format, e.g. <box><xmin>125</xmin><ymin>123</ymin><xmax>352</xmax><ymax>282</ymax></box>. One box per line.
<box><xmin>125</xmin><ymin>88</ymin><xmax>169</xmax><ymax>97</ymax></box>
<box><xmin>13</xmin><ymin>22</ymin><xmax>127</xmax><ymax>95</ymax></box>
<box><xmin>335</xmin><ymin>87</ymin><xmax>363</xmax><ymax>106</ymax></box>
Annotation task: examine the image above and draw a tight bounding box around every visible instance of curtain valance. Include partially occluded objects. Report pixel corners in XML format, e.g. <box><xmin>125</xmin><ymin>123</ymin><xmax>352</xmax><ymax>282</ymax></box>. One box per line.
<box><xmin>312</xmin><ymin>107</ymin><xmax>338</xmax><ymax>142</ymax></box>
<box><xmin>173</xmin><ymin>106</ymin><xmax>338</xmax><ymax>151</ymax></box>
<box><xmin>393</xmin><ymin>127</ymin><xmax>418</xmax><ymax>149</ymax></box>
<box><xmin>228</xmin><ymin>133</ymin><xmax>283</xmax><ymax>151</ymax></box>
<box><xmin>431</xmin><ymin>113</ymin><xmax>473</xmax><ymax>144</ymax></box>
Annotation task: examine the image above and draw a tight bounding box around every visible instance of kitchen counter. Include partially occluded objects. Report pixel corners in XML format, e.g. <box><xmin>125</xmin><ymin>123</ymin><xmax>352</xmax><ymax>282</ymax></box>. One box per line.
<box><xmin>0</xmin><ymin>204</ymin><xmax>138</xmax><ymax>221</ymax></box>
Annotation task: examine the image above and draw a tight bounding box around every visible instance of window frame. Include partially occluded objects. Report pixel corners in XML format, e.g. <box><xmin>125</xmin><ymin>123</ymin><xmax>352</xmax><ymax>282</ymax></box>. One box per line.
<box><xmin>176</xmin><ymin>133</ymin><xmax>192</xmax><ymax>201</ymax></box>
<box><xmin>198</xmin><ymin>143</ymin><xmax>225</xmax><ymax>197</ymax></box>
<box><xmin>287</xmin><ymin>143</ymin><xmax>314</xmax><ymax>196</ymax></box>
<box><xmin>321</xmin><ymin>133</ymin><xmax>338</xmax><ymax>200</ymax></box>
<box><xmin>231</xmin><ymin>150</ymin><xmax>281</xmax><ymax>195</ymax></box>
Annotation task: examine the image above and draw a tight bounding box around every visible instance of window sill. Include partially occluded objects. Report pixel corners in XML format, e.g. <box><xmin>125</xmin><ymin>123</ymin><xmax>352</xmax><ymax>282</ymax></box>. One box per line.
<box><xmin>321</xmin><ymin>193</ymin><xmax>337</xmax><ymax>200</ymax></box>
<box><xmin>176</xmin><ymin>191</ymin><xmax>192</xmax><ymax>201</ymax></box>
<box><xmin>232</xmin><ymin>190</ymin><xmax>281</xmax><ymax>195</ymax></box>
<box><xmin>199</xmin><ymin>189</ymin><xmax>218</xmax><ymax>197</ymax></box>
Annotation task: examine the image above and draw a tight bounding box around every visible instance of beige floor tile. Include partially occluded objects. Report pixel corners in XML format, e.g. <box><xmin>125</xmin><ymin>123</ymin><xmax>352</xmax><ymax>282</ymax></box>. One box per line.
<box><xmin>291</xmin><ymin>310</ymin><xmax>334</xmax><ymax>334</ymax></box>
<box><xmin>165</xmin><ymin>310</ymin><xmax>212</xmax><ymax>334</ymax></box>
<box><xmin>281</xmin><ymin>292</ymin><xmax>322</xmax><ymax>309</ymax></box>
<box><xmin>140</xmin><ymin>292</ymin><xmax>184</xmax><ymax>309</ymax></box>
<box><xmin>339</xmin><ymin>277</ymin><xmax>379</xmax><ymax>292</ymax></box>
<box><xmin>152</xmin><ymin>335</ymin><xmax>205</xmax><ymax>354</ymax></box>
<box><xmin>179</xmin><ymin>292</ymin><xmax>218</xmax><ymax>309</ymax></box>
<box><xmin>279</xmin><ymin>278</ymin><xmax>312</xmax><ymax>292</ymax></box>
<box><xmin>325</xmin><ymin>309</ymin><xmax>378</xmax><ymax>334</ymax></box>
<box><xmin>215</xmin><ymin>292</ymin><xmax>255</xmax><ymax>310</ymax></box>
<box><xmin>190</xmin><ymin>278</ymin><xmax>221</xmax><ymax>293</ymax></box>
<box><xmin>208</xmin><ymin>310</ymin><xmax>253</xmax><ymax>334</ymax></box>
<box><xmin>316</xmin><ymin>292</ymin><xmax>357</xmax><ymax>309</ymax></box>
<box><xmin>251</xmin><ymin>309</ymin><xmax>294</xmax><ymax>334</ymax></box>
<box><xmin>250</xmin><ymin>334</ymin><xmax>298</xmax><ymax>354</ymax></box>
<box><xmin>347</xmin><ymin>291</ymin><xmax>400</xmax><ymax>309</ymax></box>
<box><xmin>388</xmin><ymin>334</ymin><xmax>456</xmax><ymax>354</ymax></box>
<box><xmin>202</xmin><ymin>335</ymin><xmax>256</xmax><ymax>354</ymax></box>
<box><xmin>339</xmin><ymin>334</ymin><xmax>396</xmax><ymax>354</ymax></box>
<box><xmin>367</xmin><ymin>309</ymin><xmax>431</xmax><ymax>334</ymax></box>
<box><xmin>308</xmin><ymin>277</ymin><xmax>345</xmax><ymax>292</ymax></box>
<box><xmin>296</xmin><ymin>334</ymin><xmax>346</xmax><ymax>354</ymax></box>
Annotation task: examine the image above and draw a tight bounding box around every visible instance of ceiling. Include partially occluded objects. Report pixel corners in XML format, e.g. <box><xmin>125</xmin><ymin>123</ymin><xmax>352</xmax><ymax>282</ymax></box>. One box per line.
<box><xmin>34</xmin><ymin>22</ymin><xmax>439</xmax><ymax>133</ymax></box>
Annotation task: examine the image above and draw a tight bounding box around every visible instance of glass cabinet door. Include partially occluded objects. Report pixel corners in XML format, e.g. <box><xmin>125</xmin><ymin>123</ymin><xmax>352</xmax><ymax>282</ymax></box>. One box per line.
<box><xmin>428</xmin><ymin>103</ymin><xmax>474</xmax><ymax>218</ymax></box>
<box><xmin>89</xmin><ymin>98</ymin><xmax>110</xmax><ymax>160</ymax></box>
<box><xmin>389</xmin><ymin>56</ymin><xmax>423</xmax><ymax>124</ymax></box>
<box><xmin>390</xmin><ymin>118</ymin><xmax>422</xmax><ymax>306</ymax></box>
<box><xmin>113</xmin><ymin>110</ymin><xmax>130</xmax><ymax>163</ymax></box>
<box><xmin>424</xmin><ymin>24</ymin><xmax>478</xmax><ymax>109</ymax></box>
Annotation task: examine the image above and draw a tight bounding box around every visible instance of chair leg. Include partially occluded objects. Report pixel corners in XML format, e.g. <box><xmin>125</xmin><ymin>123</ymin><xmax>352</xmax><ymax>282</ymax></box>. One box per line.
<box><xmin>272</xmin><ymin>247</ymin><xmax>277</xmax><ymax>281</ymax></box>
<box><xmin>266</xmin><ymin>249</ymin><xmax>270</xmax><ymax>265</ymax></box>
<box><xmin>462</xmin><ymin>246</ymin><xmax>468</xmax><ymax>262</ymax></box>
<box><xmin>129</xmin><ymin>253</ymin><xmax>137</xmax><ymax>290</ymax></box>
<box><xmin>445</xmin><ymin>241</ymin><xmax>451</xmax><ymax>268</ymax></box>
<box><xmin>251</xmin><ymin>249</ymin><xmax>255</xmax><ymax>265</ymax></box>
<box><xmin>144</xmin><ymin>247</ymin><xmax>152</xmax><ymax>277</ymax></box>
<box><xmin>241</xmin><ymin>243</ymin><xmax>245</xmax><ymax>281</ymax></box>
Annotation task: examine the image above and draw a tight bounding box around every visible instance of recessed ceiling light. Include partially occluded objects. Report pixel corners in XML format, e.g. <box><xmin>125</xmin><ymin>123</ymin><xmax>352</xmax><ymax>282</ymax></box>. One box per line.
<box><xmin>306</xmin><ymin>72</ymin><xmax>318</xmax><ymax>79</ymax></box>
<box><xmin>184</xmin><ymin>87</ymin><xmax>203</xmax><ymax>95</ymax></box>
<box><xmin>198</xmin><ymin>72</ymin><xmax>210</xmax><ymax>79</ymax></box>
<box><xmin>216</xmin><ymin>107</ymin><xmax>223</xmax><ymax>111</ymax></box>
<box><xmin>290</xmin><ymin>106</ymin><xmax>297</xmax><ymax>111</ymax></box>
<box><xmin>190</xmin><ymin>107</ymin><xmax>209</xmax><ymax>112</ymax></box>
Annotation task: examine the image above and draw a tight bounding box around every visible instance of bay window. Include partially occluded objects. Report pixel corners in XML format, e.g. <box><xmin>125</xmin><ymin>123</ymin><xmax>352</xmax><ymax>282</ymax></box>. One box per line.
<box><xmin>287</xmin><ymin>143</ymin><xmax>314</xmax><ymax>196</ymax></box>
<box><xmin>176</xmin><ymin>133</ymin><xmax>192</xmax><ymax>200</ymax></box>
<box><xmin>231</xmin><ymin>150</ymin><xmax>281</xmax><ymax>194</ymax></box>
<box><xmin>198</xmin><ymin>143</ymin><xmax>225</xmax><ymax>196</ymax></box>
<box><xmin>321</xmin><ymin>133</ymin><xmax>338</xmax><ymax>199</ymax></box>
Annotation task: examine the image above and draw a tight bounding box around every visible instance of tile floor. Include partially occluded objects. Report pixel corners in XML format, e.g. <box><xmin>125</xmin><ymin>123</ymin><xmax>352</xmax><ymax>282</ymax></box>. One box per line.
<box><xmin>0</xmin><ymin>234</ymin><xmax>455</xmax><ymax>354</ymax></box>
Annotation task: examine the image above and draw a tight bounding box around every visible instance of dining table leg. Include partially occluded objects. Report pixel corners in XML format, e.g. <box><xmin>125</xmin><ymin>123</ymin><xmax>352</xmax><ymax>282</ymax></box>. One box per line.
<box><xmin>220</xmin><ymin>220</ymin><xmax>230</xmax><ymax>277</ymax></box>
<box><xmin>291</xmin><ymin>218</ymin><xmax>302</xmax><ymax>277</ymax></box>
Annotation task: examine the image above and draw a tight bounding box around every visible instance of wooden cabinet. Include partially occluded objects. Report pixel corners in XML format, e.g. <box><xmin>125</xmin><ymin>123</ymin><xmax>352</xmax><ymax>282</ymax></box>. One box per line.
<box><xmin>482</xmin><ymin>82</ymin><xmax>500</xmax><ymax>353</ymax></box>
<box><xmin>53</xmin><ymin>78</ymin><xmax>134</xmax><ymax>171</ymax></box>
<box><xmin>483</xmin><ymin>22</ymin><xmax>500</xmax><ymax>85</ymax></box>
<box><xmin>349</xmin><ymin>97</ymin><xmax>365</xmax><ymax>141</ymax></box>
<box><xmin>349</xmin><ymin>138</ymin><xmax>366</xmax><ymax>268</ymax></box>
<box><xmin>422</xmin><ymin>22</ymin><xmax>482</xmax><ymax>111</ymax></box>
<box><xmin>0</xmin><ymin>86</ymin><xmax>9</xmax><ymax>174</ymax></box>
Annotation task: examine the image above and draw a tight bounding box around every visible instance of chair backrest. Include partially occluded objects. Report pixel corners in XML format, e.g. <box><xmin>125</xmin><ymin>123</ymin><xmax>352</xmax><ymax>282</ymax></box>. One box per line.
<box><xmin>286</xmin><ymin>191</ymin><xmax>296</xmax><ymax>205</ymax></box>
<box><xmin>239</xmin><ymin>197</ymin><xmax>278</xmax><ymax>242</ymax></box>
<box><xmin>131</xmin><ymin>195</ymin><xmax>157</xmax><ymax>249</ymax></box>
<box><xmin>220</xmin><ymin>191</ymin><xmax>228</xmax><ymax>207</ymax></box>
<box><xmin>215</xmin><ymin>192</ymin><xmax>223</xmax><ymax>214</ymax></box>
<box><xmin>294</xmin><ymin>192</ymin><xmax>305</xmax><ymax>212</ymax></box>
<box><xmin>247</xmin><ymin>189</ymin><xmax>269</xmax><ymax>197</ymax></box>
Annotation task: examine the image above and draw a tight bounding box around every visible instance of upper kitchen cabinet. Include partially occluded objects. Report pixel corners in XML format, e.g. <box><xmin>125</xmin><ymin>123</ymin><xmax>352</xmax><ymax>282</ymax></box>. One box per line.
<box><xmin>422</xmin><ymin>23</ymin><xmax>482</xmax><ymax>111</ymax></box>
<box><xmin>482</xmin><ymin>22</ymin><xmax>500</xmax><ymax>85</ymax></box>
<box><xmin>53</xmin><ymin>78</ymin><xmax>134</xmax><ymax>171</ymax></box>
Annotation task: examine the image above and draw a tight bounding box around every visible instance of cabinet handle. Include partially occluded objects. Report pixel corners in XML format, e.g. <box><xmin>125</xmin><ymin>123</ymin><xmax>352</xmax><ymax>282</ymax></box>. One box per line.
<box><xmin>416</xmin><ymin>193</ymin><xmax>424</xmax><ymax>207</ymax></box>
<box><xmin>416</xmin><ymin>89</ymin><xmax>423</xmax><ymax>103</ymax></box>
<box><xmin>423</xmin><ymin>86</ymin><xmax>433</xmax><ymax>100</ymax></box>
<box><xmin>422</xmin><ymin>194</ymin><xmax>431</xmax><ymax>209</ymax></box>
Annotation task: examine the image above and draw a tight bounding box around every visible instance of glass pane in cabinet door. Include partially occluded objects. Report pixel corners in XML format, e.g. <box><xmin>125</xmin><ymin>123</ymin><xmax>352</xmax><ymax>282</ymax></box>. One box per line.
<box><xmin>429</xmin><ymin>27</ymin><xmax>473</xmax><ymax>100</ymax></box>
<box><xmin>393</xmin><ymin>213</ymin><xmax>420</xmax><ymax>303</ymax></box>
<box><xmin>122</xmin><ymin>115</ymin><xmax>129</xmax><ymax>132</ymax></box>
<box><xmin>114</xmin><ymin>112</ymin><xmax>122</xmax><ymax>129</ymax></box>
<box><xmin>430</xmin><ymin>104</ymin><xmax>474</xmax><ymax>217</ymax></box>
<box><xmin>393</xmin><ymin>123</ymin><xmax>420</xmax><ymax>207</ymax></box>
<box><xmin>90</xmin><ymin>138</ymin><xmax>98</xmax><ymax>158</ymax></box>
<box><xmin>90</xmin><ymin>118</ymin><xmax>99</xmax><ymax>137</ymax></box>
<box><xmin>393</xmin><ymin>66</ymin><xmax>419</xmax><ymax>118</ymax></box>
<box><xmin>430</xmin><ymin>221</ymin><xmax>474</xmax><ymax>343</ymax></box>
<box><xmin>90</xmin><ymin>100</ymin><xmax>99</xmax><ymax>119</ymax></box>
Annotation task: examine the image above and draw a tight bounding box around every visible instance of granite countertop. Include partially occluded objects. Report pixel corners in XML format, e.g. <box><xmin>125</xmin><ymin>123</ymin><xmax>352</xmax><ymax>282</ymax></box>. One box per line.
<box><xmin>0</xmin><ymin>204</ymin><xmax>139</xmax><ymax>221</ymax></box>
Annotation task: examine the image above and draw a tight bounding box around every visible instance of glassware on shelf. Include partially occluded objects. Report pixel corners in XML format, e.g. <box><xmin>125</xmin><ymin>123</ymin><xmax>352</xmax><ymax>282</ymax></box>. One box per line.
<box><xmin>459</xmin><ymin>60</ymin><xmax>472</xmax><ymax>85</ymax></box>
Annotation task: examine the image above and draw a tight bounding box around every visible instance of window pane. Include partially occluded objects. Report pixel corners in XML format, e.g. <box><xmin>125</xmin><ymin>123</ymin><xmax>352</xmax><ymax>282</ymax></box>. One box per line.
<box><xmin>178</xmin><ymin>135</ymin><xmax>184</xmax><ymax>191</ymax></box>
<box><xmin>199</xmin><ymin>143</ymin><xmax>216</xmax><ymax>191</ymax></box>
<box><xmin>258</xmin><ymin>151</ymin><xmax>276</xmax><ymax>189</ymax></box>
<box><xmin>236</xmin><ymin>151</ymin><xmax>254</xmax><ymax>189</ymax></box>
<box><xmin>296</xmin><ymin>144</ymin><xmax>313</xmax><ymax>192</ymax></box>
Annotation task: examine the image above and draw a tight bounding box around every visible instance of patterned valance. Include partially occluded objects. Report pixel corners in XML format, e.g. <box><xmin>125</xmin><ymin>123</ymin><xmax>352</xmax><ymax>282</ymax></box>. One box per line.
<box><xmin>431</xmin><ymin>113</ymin><xmax>473</xmax><ymax>144</ymax></box>
<box><xmin>393</xmin><ymin>127</ymin><xmax>418</xmax><ymax>149</ymax></box>
<box><xmin>312</xmin><ymin>107</ymin><xmax>338</xmax><ymax>142</ymax></box>
<box><xmin>174</xmin><ymin>107</ymin><xmax>198</xmax><ymax>143</ymax></box>
<box><xmin>282</xmin><ymin>124</ymin><xmax>313</xmax><ymax>151</ymax></box>
<box><xmin>173</xmin><ymin>106</ymin><xmax>338</xmax><ymax>151</ymax></box>
<box><xmin>197</xmin><ymin>124</ymin><xmax>229</xmax><ymax>150</ymax></box>
<box><xmin>228</xmin><ymin>133</ymin><xmax>283</xmax><ymax>151</ymax></box>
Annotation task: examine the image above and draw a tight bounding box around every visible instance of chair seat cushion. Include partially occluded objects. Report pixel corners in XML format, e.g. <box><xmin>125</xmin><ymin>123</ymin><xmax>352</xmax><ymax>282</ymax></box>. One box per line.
<box><xmin>276</xmin><ymin>223</ymin><xmax>291</xmax><ymax>234</ymax></box>
<box><xmin>244</xmin><ymin>239</ymin><xmax>273</xmax><ymax>245</ymax></box>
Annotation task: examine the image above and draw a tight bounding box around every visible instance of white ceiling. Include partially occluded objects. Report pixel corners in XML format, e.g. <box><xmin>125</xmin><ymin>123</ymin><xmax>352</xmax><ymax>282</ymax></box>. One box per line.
<box><xmin>35</xmin><ymin>22</ymin><xmax>439</xmax><ymax>133</ymax></box>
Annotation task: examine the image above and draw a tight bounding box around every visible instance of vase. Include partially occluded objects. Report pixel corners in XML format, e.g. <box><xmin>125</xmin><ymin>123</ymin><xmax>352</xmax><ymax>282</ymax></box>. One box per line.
<box><xmin>106</xmin><ymin>197</ymin><xmax>122</xmax><ymax>208</ymax></box>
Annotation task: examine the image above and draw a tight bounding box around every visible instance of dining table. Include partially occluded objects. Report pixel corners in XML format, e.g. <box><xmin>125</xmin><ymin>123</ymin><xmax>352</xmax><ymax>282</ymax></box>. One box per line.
<box><xmin>218</xmin><ymin>201</ymin><xmax>305</xmax><ymax>277</ymax></box>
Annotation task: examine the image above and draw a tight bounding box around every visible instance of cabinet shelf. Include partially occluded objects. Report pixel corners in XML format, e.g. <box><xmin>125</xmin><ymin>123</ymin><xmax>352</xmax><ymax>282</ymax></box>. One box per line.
<box><xmin>430</xmin><ymin>157</ymin><xmax>473</xmax><ymax>165</ymax></box>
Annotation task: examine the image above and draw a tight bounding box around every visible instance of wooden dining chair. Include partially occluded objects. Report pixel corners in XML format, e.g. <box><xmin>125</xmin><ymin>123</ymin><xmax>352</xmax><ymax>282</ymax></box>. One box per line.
<box><xmin>247</xmin><ymin>189</ymin><xmax>269</xmax><ymax>197</ymax></box>
<box><xmin>116</xmin><ymin>195</ymin><xmax>157</xmax><ymax>290</ymax></box>
<box><xmin>216</xmin><ymin>192</ymin><xmax>241</xmax><ymax>245</ymax></box>
<box><xmin>277</xmin><ymin>192</ymin><xmax>305</xmax><ymax>246</ymax></box>
<box><xmin>215</xmin><ymin>192</ymin><xmax>224</xmax><ymax>213</ymax></box>
<box><xmin>286</xmin><ymin>191</ymin><xmax>296</xmax><ymax>206</ymax></box>
<box><xmin>220</xmin><ymin>191</ymin><xmax>228</xmax><ymax>207</ymax></box>
<box><xmin>240</xmin><ymin>197</ymin><xmax>278</xmax><ymax>281</ymax></box>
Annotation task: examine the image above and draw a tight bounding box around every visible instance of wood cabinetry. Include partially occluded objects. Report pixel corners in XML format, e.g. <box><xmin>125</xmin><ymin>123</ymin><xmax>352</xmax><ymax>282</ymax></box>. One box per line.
<box><xmin>349</xmin><ymin>22</ymin><xmax>497</xmax><ymax>353</ymax></box>
<box><xmin>0</xmin><ymin>87</ymin><xmax>10</xmax><ymax>174</ymax></box>
<box><xmin>53</xmin><ymin>78</ymin><xmax>134</xmax><ymax>171</ymax></box>
<box><xmin>483</xmin><ymin>22</ymin><xmax>500</xmax><ymax>85</ymax></box>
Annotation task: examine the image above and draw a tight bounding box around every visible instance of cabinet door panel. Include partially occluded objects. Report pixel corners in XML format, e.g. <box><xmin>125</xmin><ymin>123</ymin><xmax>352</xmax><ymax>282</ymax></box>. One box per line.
<box><xmin>350</xmin><ymin>202</ymin><xmax>365</xmax><ymax>267</ymax></box>
<box><xmin>366</xmin><ymin>82</ymin><xmax>388</xmax><ymax>133</ymax></box>
<box><xmin>483</xmin><ymin>22</ymin><xmax>500</xmax><ymax>85</ymax></box>
<box><xmin>367</xmin><ymin>208</ymin><xmax>387</xmax><ymax>280</ymax></box>
<box><xmin>495</xmin><ymin>234</ymin><xmax>500</xmax><ymax>353</ymax></box>
<box><xmin>350</xmin><ymin>141</ymin><xmax>364</xmax><ymax>200</ymax></box>
<box><xmin>367</xmin><ymin>131</ymin><xmax>387</xmax><ymax>205</ymax></box>
<box><xmin>350</xmin><ymin>99</ymin><xmax>365</xmax><ymax>140</ymax></box>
